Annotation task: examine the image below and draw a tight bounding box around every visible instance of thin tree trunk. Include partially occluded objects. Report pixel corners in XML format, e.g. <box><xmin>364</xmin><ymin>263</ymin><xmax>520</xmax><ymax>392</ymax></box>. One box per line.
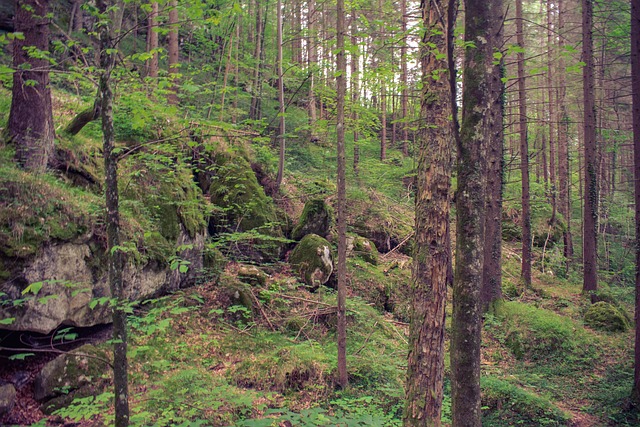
<box><xmin>167</xmin><ymin>0</ymin><xmax>179</xmax><ymax>105</ymax></box>
<box><xmin>351</xmin><ymin>7</ymin><xmax>360</xmax><ymax>176</ymax></box>
<box><xmin>219</xmin><ymin>28</ymin><xmax>235</xmax><ymax>120</ymax></box>
<box><xmin>147</xmin><ymin>2</ymin><xmax>158</xmax><ymax>78</ymax></box>
<box><xmin>381</xmin><ymin>82</ymin><xmax>387</xmax><ymax>162</ymax></box>
<box><xmin>632</xmin><ymin>0</ymin><xmax>640</xmax><ymax>403</ymax></box>
<box><xmin>8</xmin><ymin>0</ymin><xmax>55</xmax><ymax>173</ymax></box>
<box><xmin>547</xmin><ymin>0</ymin><xmax>557</xmax><ymax>222</ymax></box>
<box><xmin>97</xmin><ymin>1</ymin><xmax>129</xmax><ymax>425</ymax></box>
<box><xmin>308</xmin><ymin>0</ymin><xmax>318</xmax><ymax>130</ymax></box>
<box><xmin>275</xmin><ymin>0</ymin><xmax>286</xmax><ymax>191</ymax></box>
<box><xmin>403</xmin><ymin>0</ymin><xmax>454</xmax><ymax>423</ymax></box>
<box><xmin>400</xmin><ymin>0</ymin><xmax>409</xmax><ymax>156</ymax></box>
<box><xmin>516</xmin><ymin>0</ymin><xmax>532</xmax><ymax>287</ymax></box>
<box><xmin>336</xmin><ymin>0</ymin><xmax>348</xmax><ymax>390</ymax></box>
<box><xmin>582</xmin><ymin>0</ymin><xmax>598</xmax><ymax>294</ymax></box>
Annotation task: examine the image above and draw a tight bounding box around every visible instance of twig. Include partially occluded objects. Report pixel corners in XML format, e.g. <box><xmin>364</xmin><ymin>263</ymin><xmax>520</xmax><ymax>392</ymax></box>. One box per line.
<box><xmin>381</xmin><ymin>232</ymin><xmax>415</xmax><ymax>259</ymax></box>
<box><xmin>353</xmin><ymin>321</ymin><xmax>378</xmax><ymax>356</ymax></box>
<box><xmin>0</xmin><ymin>346</ymin><xmax>113</xmax><ymax>369</ymax></box>
<box><xmin>249</xmin><ymin>289</ymin><xmax>276</xmax><ymax>331</ymax></box>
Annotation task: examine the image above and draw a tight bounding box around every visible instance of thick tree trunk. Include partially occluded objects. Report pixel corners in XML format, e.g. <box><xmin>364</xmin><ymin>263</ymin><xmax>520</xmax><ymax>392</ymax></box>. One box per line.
<box><xmin>336</xmin><ymin>0</ymin><xmax>348</xmax><ymax>390</ymax></box>
<box><xmin>451</xmin><ymin>0</ymin><xmax>492</xmax><ymax>422</ymax></box>
<box><xmin>8</xmin><ymin>0</ymin><xmax>55</xmax><ymax>173</ymax></box>
<box><xmin>582</xmin><ymin>0</ymin><xmax>598</xmax><ymax>294</ymax></box>
<box><xmin>403</xmin><ymin>0</ymin><xmax>453</xmax><ymax>424</ymax></box>
<box><xmin>632</xmin><ymin>0</ymin><xmax>640</xmax><ymax>404</ymax></box>
<box><xmin>481</xmin><ymin>0</ymin><xmax>505</xmax><ymax>314</ymax></box>
<box><xmin>167</xmin><ymin>0</ymin><xmax>179</xmax><ymax>105</ymax></box>
<box><xmin>516</xmin><ymin>0</ymin><xmax>532</xmax><ymax>287</ymax></box>
<box><xmin>96</xmin><ymin>1</ymin><xmax>129</xmax><ymax>425</ymax></box>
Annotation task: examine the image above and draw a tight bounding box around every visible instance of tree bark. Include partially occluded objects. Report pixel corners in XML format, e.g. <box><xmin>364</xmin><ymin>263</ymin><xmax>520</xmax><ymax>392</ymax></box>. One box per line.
<box><xmin>147</xmin><ymin>2</ymin><xmax>159</xmax><ymax>78</ymax></box>
<box><xmin>547</xmin><ymin>0</ymin><xmax>557</xmax><ymax>223</ymax></box>
<box><xmin>8</xmin><ymin>0</ymin><xmax>55</xmax><ymax>173</ymax></box>
<box><xmin>336</xmin><ymin>0</ymin><xmax>348</xmax><ymax>390</ymax></box>
<box><xmin>96</xmin><ymin>1</ymin><xmax>129</xmax><ymax>425</ymax></box>
<box><xmin>167</xmin><ymin>0</ymin><xmax>179</xmax><ymax>105</ymax></box>
<box><xmin>632</xmin><ymin>0</ymin><xmax>640</xmax><ymax>404</ymax></box>
<box><xmin>275</xmin><ymin>0</ymin><xmax>286</xmax><ymax>191</ymax></box>
<box><xmin>351</xmin><ymin>7</ymin><xmax>360</xmax><ymax>175</ymax></box>
<box><xmin>481</xmin><ymin>0</ymin><xmax>505</xmax><ymax>314</ymax></box>
<box><xmin>403</xmin><ymin>0</ymin><xmax>454</xmax><ymax>424</ymax></box>
<box><xmin>451</xmin><ymin>0</ymin><xmax>492</xmax><ymax>422</ymax></box>
<box><xmin>582</xmin><ymin>0</ymin><xmax>598</xmax><ymax>294</ymax></box>
<box><xmin>516</xmin><ymin>0</ymin><xmax>532</xmax><ymax>287</ymax></box>
<box><xmin>307</xmin><ymin>0</ymin><xmax>317</xmax><ymax>129</ymax></box>
<box><xmin>400</xmin><ymin>0</ymin><xmax>409</xmax><ymax>156</ymax></box>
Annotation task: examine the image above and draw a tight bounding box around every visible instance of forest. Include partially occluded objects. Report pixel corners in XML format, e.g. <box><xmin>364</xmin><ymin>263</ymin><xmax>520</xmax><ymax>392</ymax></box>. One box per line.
<box><xmin>0</xmin><ymin>0</ymin><xmax>639</xmax><ymax>425</ymax></box>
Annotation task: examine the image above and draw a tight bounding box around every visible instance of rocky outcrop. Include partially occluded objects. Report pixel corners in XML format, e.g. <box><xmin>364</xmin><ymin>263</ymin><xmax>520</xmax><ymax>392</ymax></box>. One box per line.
<box><xmin>291</xmin><ymin>199</ymin><xmax>334</xmax><ymax>241</ymax></box>
<box><xmin>0</xmin><ymin>227</ymin><xmax>206</xmax><ymax>335</ymax></box>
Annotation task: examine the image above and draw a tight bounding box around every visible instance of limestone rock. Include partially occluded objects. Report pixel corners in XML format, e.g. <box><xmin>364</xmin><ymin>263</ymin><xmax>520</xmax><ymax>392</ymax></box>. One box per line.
<box><xmin>289</xmin><ymin>234</ymin><xmax>333</xmax><ymax>289</ymax></box>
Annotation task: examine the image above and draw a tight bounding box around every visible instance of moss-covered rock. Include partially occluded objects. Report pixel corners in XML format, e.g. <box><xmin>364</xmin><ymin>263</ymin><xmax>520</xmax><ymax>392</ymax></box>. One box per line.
<box><xmin>289</xmin><ymin>234</ymin><xmax>333</xmax><ymax>289</ymax></box>
<box><xmin>291</xmin><ymin>199</ymin><xmax>334</xmax><ymax>240</ymax></box>
<box><xmin>584</xmin><ymin>301</ymin><xmax>629</xmax><ymax>332</ymax></box>
<box><xmin>237</xmin><ymin>264</ymin><xmax>269</xmax><ymax>287</ymax></box>
<box><xmin>35</xmin><ymin>344</ymin><xmax>110</xmax><ymax>413</ymax></box>
<box><xmin>207</xmin><ymin>150</ymin><xmax>285</xmax><ymax>262</ymax></box>
<box><xmin>347</xmin><ymin>234</ymin><xmax>379</xmax><ymax>265</ymax></box>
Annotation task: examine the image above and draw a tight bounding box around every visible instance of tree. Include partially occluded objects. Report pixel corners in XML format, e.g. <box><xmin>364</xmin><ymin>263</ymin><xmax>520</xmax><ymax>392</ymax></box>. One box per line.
<box><xmin>403</xmin><ymin>0</ymin><xmax>454</xmax><ymax>423</ymax></box>
<box><xmin>275</xmin><ymin>0</ymin><xmax>286</xmax><ymax>191</ymax></box>
<box><xmin>147</xmin><ymin>2</ymin><xmax>159</xmax><ymax>78</ymax></box>
<box><xmin>516</xmin><ymin>0</ymin><xmax>532</xmax><ymax>287</ymax></box>
<box><xmin>336</xmin><ymin>0</ymin><xmax>348</xmax><ymax>390</ymax></box>
<box><xmin>7</xmin><ymin>0</ymin><xmax>55</xmax><ymax>173</ymax></box>
<box><xmin>400</xmin><ymin>0</ymin><xmax>409</xmax><ymax>156</ymax></box>
<box><xmin>631</xmin><ymin>0</ymin><xmax>640</xmax><ymax>405</ymax></box>
<box><xmin>582</xmin><ymin>0</ymin><xmax>598</xmax><ymax>294</ymax></box>
<box><xmin>96</xmin><ymin>1</ymin><xmax>129</xmax><ymax>425</ymax></box>
<box><xmin>481</xmin><ymin>0</ymin><xmax>505</xmax><ymax>313</ymax></box>
<box><xmin>167</xmin><ymin>0</ymin><xmax>179</xmax><ymax>105</ymax></box>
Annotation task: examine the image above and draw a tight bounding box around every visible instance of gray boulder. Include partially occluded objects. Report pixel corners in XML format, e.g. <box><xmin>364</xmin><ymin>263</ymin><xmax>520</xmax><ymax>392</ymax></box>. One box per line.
<box><xmin>0</xmin><ymin>383</ymin><xmax>16</xmax><ymax>416</ymax></box>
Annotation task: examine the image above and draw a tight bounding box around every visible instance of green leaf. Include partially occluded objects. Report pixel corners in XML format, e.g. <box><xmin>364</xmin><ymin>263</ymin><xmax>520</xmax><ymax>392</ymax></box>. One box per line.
<box><xmin>9</xmin><ymin>353</ymin><xmax>35</xmax><ymax>361</ymax></box>
<box><xmin>0</xmin><ymin>317</ymin><xmax>15</xmax><ymax>325</ymax></box>
<box><xmin>22</xmin><ymin>281</ymin><xmax>44</xmax><ymax>295</ymax></box>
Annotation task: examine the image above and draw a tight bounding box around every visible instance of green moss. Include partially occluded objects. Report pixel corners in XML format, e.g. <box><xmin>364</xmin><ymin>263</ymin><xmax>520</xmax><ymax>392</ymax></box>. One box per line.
<box><xmin>481</xmin><ymin>376</ymin><xmax>571</xmax><ymax>426</ymax></box>
<box><xmin>291</xmin><ymin>199</ymin><xmax>334</xmax><ymax>240</ymax></box>
<box><xmin>289</xmin><ymin>234</ymin><xmax>333</xmax><ymax>289</ymax></box>
<box><xmin>352</xmin><ymin>235</ymin><xmax>379</xmax><ymax>265</ymax></box>
<box><xmin>584</xmin><ymin>301</ymin><xmax>629</xmax><ymax>332</ymax></box>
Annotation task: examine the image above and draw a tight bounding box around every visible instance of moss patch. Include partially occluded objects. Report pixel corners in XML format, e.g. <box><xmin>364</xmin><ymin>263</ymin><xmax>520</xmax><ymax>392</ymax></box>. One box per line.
<box><xmin>584</xmin><ymin>301</ymin><xmax>629</xmax><ymax>332</ymax></box>
<box><xmin>291</xmin><ymin>199</ymin><xmax>334</xmax><ymax>240</ymax></box>
<box><xmin>289</xmin><ymin>234</ymin><xmax>333</xmax><ymax>289</ymax></box>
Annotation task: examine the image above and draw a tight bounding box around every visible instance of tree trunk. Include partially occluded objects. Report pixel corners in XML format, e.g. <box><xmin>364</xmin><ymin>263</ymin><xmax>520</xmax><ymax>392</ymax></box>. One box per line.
<box><xmin>336</xmin><ymin>0</ymin><xmax>348</xmax><ymax>390</ymax></box>
<box><xmin>403</xmin><ymin>0</ymin><xmax>454</xmax><ymax>424</ymax></box>
<box><xmin>307</xmin><ymin>0</ymin><xmax>317</xmax><ymax>129</ymax></box>
<box><xmin>582</xmin><ymin>0</ymin><xmax>598</xmax><ymax>294</ymax></box>
<box><xmin>96</xmin><ymin>1</ymin><xmax>129</xmax><ymax>426</ymax></box>
<box><xmin>547</xmin><ymin>0</ymin><xmax>557</xmax><ymax>223</ymax></box>
<box><xmin>400</xmin><ymin>0</ymin><xmax>409</xmax><ymax>156</ymax></box>
<box><xmin>147</xmin><ymin>2</ymin><xmax>159</xmax><ymax>78</ymax></box>
<box><xmin>451</xmin><ymin>0</ymin><xmax>493</xmax><ymax>422</ymax></box>
<box><xmin>632</xmin><ymin>0</ymin><xmax>640</xmax><ymax>404</ymax></box>
<box><xmin>250</xmin><ymin>1</ymin><xmax>268</xmax><ymax>120</ymax></box>
<box><xmin>167</xmin><ymin>0</ymin><xmax>179</xmax><ymax>105</ymax></box>
<box><xmin>516</xmin><ymin>0</ymin><xmax>532</xmax><ymax>287</ymax></box>
<box><xmin>381</xmin><ymin>82</ymin><xmax>387</xmax><ymax>163</ymax></box>
<box><xmin>481</xmin><ymin>0</ymin><xmax>505</xmax><ymax>314</ymax></box>
<box><xmin>8</xmin><ymin>0</ymin><xmax>55</xmax><ymax>173</ymax></box>
<box><xmin>275</xmin><ymin>0</ymin><xmax>286</xmax><ymax>191</ymax></box>
<box><xmin>351</xmin><ymin>7</ymin><xmax>359</xmax><ymax>176</ymax></box>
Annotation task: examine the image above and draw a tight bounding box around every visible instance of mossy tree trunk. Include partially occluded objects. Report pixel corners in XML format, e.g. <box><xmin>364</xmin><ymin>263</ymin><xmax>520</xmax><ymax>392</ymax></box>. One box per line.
<box><xmin>481</xmin><ymin>0</ymin><xmax>505</xmax><ymax>313</ymax></box>
<box><xmin>451</xmin><ymin>0</ymin><xmax>495</xmax><ymax>423</ymax></box>
<box><xmin>631</xmin><ymin>0</ymin><xmax>640</xmax><ymax>405</ymax></box>
<box><xmin>403</xmin><ymin>0</ymin><xmax>454</xmax><ymax>424</ymax></box>
<box><xmin>97</xmin><ymin>1</ymin><xmax>129</xmax><ymax>425</ymax></box>
<box><xmin>582</xmin><ymin>0</ymin><xmax>598</xmax><ymax>294</ymax></box>
<box><xmin>8</xmin><ymin>0</ymin><xmax>55</xmax><ymax>173</ymax></box>
<box><xmin>336</xmin><ymin>0</ymin><xmax>348</xmax><ymax>390</ymax></box>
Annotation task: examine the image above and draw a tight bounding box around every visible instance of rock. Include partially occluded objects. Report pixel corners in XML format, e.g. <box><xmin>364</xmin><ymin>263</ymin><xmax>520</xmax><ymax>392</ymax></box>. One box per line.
<box><xmin>34</xmin><ymin>345</ymin><xmax>110</xmax><ymax>412</ymax></box>
<box><xmin>291</xmin><ymin>199</ymin><xmax>334</xmax><ymax>241</ymax></box>
<box><xmin>237</xmin><ymin>265</ymin><xmax>268</xmax><ymax>286</ymax></box>
<box><xmin>289</xmin><ymin>234</ymin><xmax>333</xmax><ymax>289</ymax></box>
<box><xmin>1</xmin><ymin>227</ymin><xmax>206</xmax><ymax>335</ymax></box>
<box><xmin>584</xmin><ymin>301</ymin><xmax>629</xmax><ymax>332</ymax></box>
<box><xmin>347</xmin><ymin>235</ymin><xmax>379</xmax><ymax>265</ymax></box>
<box><xmin>0</xmin><ymin>383</ymin><xmax>16</xmax><ymax>416</ymax></box>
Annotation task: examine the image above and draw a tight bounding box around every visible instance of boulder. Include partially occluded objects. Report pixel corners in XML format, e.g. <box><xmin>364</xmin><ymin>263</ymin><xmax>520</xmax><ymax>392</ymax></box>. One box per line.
<box><xmin>0</xmin><ymin>383</ymin><xmax>16</xmax><ymax>416</ymax></box>
<box><xmin>236</xmin><ymin>264</ymin><xmax>269</xmax><ymax>287</ymax></box>
<box><xmin>289</xmin><ymin>234</ymin><xmax>333</xmax><ymax>289</ymax></box>
<box><xmin>347</xmin><ymin>235</ymin><xmax>379</xmax><ymax>265</ymax></box>
<box><xmin>34</xmin><ymin>345</ymin><xmax>110</xmax><ymax>413</ymax></box>
<box><xmin>584</xmin><ymin>301</ymin><xmax>629</xmax><ymax>332</ymax></box>
<box><xmin>291</xmin><ymin>199</ymin><xmax>334</xmax><ymax>241</ymax></box>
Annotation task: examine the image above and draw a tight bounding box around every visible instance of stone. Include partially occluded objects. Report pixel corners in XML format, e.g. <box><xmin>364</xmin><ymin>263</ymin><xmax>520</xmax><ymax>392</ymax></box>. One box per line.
<box><xmin>584</xmin><ymin>301</ymin><xmax>629</xmax><ymax>332</ymax></box>
<box><xmin>0</xmin><ymin>383</ymin><xmax>16</xmax><ymax>416</ymax></box>
<box><xmin>291</xmin><ymin>199</ymin><xmax>334</xmax><ymax>241</ymax></box>
<box><xmin>289</xmin><ymin>234</ymin><xmax>333</xmax><ymax>289</ymax></box>
<box><xmin>347</xmin><ymin>235</ymin><xmax>379</xmax><ymax>265</ymax></box>
<box><xmin>236</xmin><ymin>265</ymin><xmax>269</xmax><ymax>286</ymax></box>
